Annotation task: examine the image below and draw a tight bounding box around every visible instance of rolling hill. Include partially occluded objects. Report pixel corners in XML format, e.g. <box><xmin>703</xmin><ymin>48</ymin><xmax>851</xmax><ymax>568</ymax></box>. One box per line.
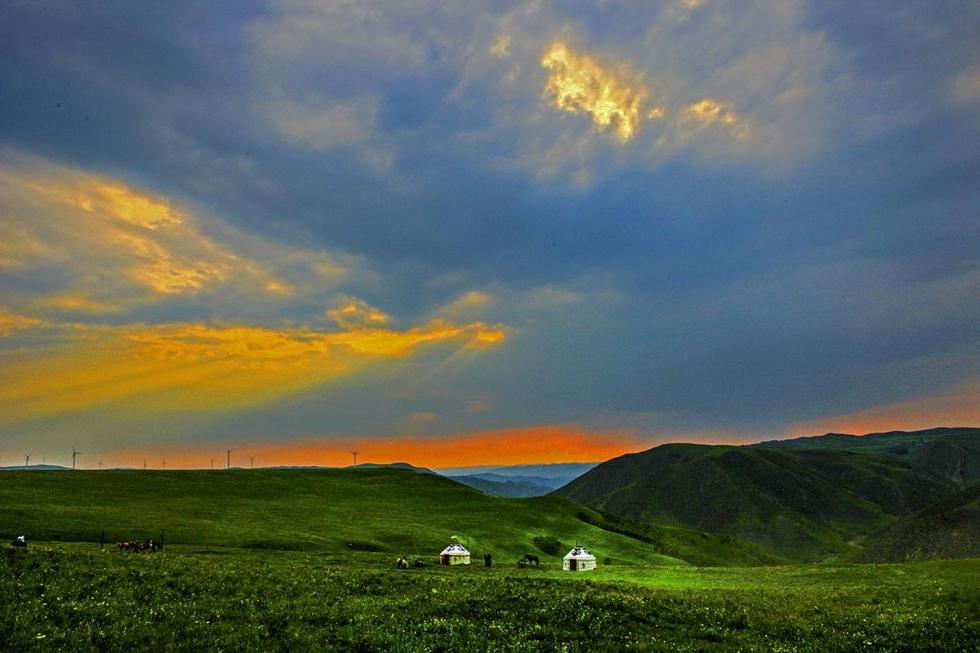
<box><xmin>761</xmin><ymin>427</ymin><xmax>980</xmax><ymax>488</ymax></box>
<box><xmin>853</xmin><ymin>482</ymin><xmax>980</xmax><ymax>562</ymax></box>
<box><xmin>0</xmin><ymin>467</ymin><xmax>763</xmax><ymax>566</ymax></box>
<box><xmin>555</xmin><ymin>428</ymin><xmax>979</xmax><ymax>562</ymax></box>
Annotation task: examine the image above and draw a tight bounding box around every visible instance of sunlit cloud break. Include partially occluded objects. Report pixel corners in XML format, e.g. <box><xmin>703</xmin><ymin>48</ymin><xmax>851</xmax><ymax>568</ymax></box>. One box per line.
<box><xmin>540</xmin><ymin>42</ymin><xmax>748</xmax><ymax>146</ymax></box>
<box><xmin>0</xmin><ymin>318</ymin><xmax>507</xmax><ymax>424</ymax></box>
<box><xmin>541</xmin><ymin>41</ymin><xmax>650</xmax><ymax>142</ymax></box>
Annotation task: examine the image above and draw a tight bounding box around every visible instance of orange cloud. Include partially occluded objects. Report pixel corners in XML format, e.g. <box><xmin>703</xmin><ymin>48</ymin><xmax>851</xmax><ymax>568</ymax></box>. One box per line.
<box><xmin>0</xmin><ymin>157</ymin><xmax>326</xmax><ymax>309</ymax></box>
<box><xmin>0</xmin><ymin>319</ymin><xmax>507</xmax><ymax>424</ymax></box>
<box><xmin>100</xmin><ymin>424</ymin><xmax>645</xmax><ymax>469</ymax></box>
<box><xmin>0</xmin><ymin>308</ymin><xmax>44</xmax><ymax>336</ymax></box>
<box><xmin>682</xmin><ymin>98</ymin><xmax>749</xmax><ymax>139</ymax></box>
<box><xmin>785</xmin><ymin>382</ymin><xmax>980</xmax><ymax>436</ymax></box>
<box><xmin>326</xmin><ymin>296</ymin><xmax>390</xmax><ymax>329</ymax></box>
<box><xmin>36</xmin><ymin>292</ymin><xmax>122</xmax><ymax>314</ymax></box>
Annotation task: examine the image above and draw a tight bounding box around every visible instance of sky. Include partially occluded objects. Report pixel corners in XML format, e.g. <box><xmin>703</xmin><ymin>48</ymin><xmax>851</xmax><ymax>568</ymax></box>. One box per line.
<box><xmin>0</xmin><ymin>0</ymin><xmax>978</xmax><ymax>469</ymax></box>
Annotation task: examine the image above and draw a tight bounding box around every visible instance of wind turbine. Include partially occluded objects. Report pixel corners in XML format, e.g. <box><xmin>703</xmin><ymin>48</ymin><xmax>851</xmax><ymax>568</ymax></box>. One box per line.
<box><xmin>249</xmin><ymin>455</ymin><xmax>255</xmax><ymax>469</ymax></box>
<box><xmin>210</xmin><ymin>458</ymin><xmax>215</xmax><ymax>470</ymax></box>
<box><xmin>98</xmin><ymin>459</ymin><xmax>103</xmax><ymax>471</ymax></box>
<box><xmin>72</xmin><ymin>447</ymin><xmax>82</xmax><ymax>470</ymax></box>
<box><xmin>226</xmin><ymin>449</ymin><xmax>233</xmax><ymax>469</ymax></box>
<box><xmin>24</xmin><ymin>453</ymin><xmax>32</xmax><ymax>470</ymax></box>
<box><xmin>162</xmin><ymin>459</ymin><xmax>166</xmax><ymax>470</ymax></box>
<box><xmin>350</xmin><ymin>450</ymin><xmax>360</xmax><ymax>467</ymax></box>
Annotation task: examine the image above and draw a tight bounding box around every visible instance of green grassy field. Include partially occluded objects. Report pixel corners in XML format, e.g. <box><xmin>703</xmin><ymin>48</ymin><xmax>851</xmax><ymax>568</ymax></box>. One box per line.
<box><xmin>0</xmin><ymin>470</ymin><xmax>977</xmax><ymax>651</ymax></box>
<box><xmin>0</xmin><ymin>469</ymin><xmax>761</xmax><ymax>565</ymax></box>
<box><xmin>1</xmin><ymin>544</ymin><xmax>977</xmax><ymax>651</ymax></box>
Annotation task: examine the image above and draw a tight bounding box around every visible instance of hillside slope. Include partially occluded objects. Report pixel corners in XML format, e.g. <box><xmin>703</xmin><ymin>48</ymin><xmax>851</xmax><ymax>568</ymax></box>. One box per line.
<box><xmin>555</xmin><ymin>430</ymin><xmax>974</xmax><ymax>561</ymax></box>
<box><xmin>761</xmin><ymin>427</ymin><xmax>980</xmax><ymax>488</ymax></box>
<box><xmin>0</xmin><ymin>468</ymin><xmax>762</xmax><ymax>566</ymax></box>
<box><xmin>854</xmin><ymin>482</ymin><xmax>980</xmax><ymax>562</ymax></box>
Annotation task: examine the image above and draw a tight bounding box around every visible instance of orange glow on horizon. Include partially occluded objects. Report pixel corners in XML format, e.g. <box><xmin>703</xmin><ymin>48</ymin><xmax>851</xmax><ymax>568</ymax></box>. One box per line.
<box><xmin>99</xmin><ymin>424</ymin><xmax>647</xmax><ymax>470</ymax></box>
<box><xmin>785</xmin><ymin>382</ymin><xmax>980</xmax><ymax>437</ymax></box>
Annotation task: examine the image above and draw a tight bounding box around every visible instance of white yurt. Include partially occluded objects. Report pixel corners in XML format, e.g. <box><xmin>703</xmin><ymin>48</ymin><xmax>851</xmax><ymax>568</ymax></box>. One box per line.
<box><xmin>563</xmin><ymin>546</ymin><xmax>597</xmax><ymax>571</ymax></box>
<box><xmin>439</xmin><ymin>542</ymin><xmax>471</xmax><ymax>565</ymax></box>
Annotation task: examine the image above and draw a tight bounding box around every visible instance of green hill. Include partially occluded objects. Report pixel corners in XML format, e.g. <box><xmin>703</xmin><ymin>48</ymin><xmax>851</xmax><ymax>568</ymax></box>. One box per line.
<box><xmin>854</xmin><ymin>482</ymin><xmax>980</xmax><ymax>562</ymax></box>
<box><xmin>761</xmin><ymin>427</ymin><xmax>980</xmax><ymax>488</ymax></box>
<box><xmin>555</xmin><ymin>429</ymin><xmax>977</xmax><ymax>561</ymax></box>
<box><xmin>0</xmin><ymin>467</ymin><xmax>764</xmax><ymax>566</ymax></box>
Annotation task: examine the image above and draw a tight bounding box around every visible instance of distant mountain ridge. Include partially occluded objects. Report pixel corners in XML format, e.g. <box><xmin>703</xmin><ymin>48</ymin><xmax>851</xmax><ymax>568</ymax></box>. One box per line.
<box><xmin>555</xmin><ymin>427</ymin><xmax>979</xmax><ymax>562</ymax></box>
<box><xmin>449</xmin><ymin>474</ymin><xmax>555</xmax><ymax>497</ymax></box>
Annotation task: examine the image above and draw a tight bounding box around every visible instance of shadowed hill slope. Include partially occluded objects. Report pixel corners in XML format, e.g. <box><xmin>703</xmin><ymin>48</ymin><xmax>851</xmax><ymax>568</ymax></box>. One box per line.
<box><xmin>0</xmin><ymin>467</ymin><xmax>763</xmax><ymax>566</ymax></box>
<box><xmin>555</xmin><ymin>429</ymin><xmax>978</xmax><ymax>561</ymax></box>
<box><xmin>854</xmin><ymin>482</ymin><xmax>980</xmax><ymax>562</ymax></box>
<box><xmin>761</xmin><ymin>427</ymin><xmax>980</xmax><ymax>488</ymax></box>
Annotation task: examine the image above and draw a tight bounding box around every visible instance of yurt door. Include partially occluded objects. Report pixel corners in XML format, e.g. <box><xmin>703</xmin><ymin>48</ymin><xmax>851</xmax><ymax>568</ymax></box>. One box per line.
<box><xmin>570</xmin><ymin>559</ymin><xmax>577</xmax><ymax>571</ymax></box>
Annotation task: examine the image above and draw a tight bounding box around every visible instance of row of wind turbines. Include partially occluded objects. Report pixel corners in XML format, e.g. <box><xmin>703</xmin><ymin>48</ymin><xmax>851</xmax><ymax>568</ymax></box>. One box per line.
<box><xmin>18</xmin><ymin>447</ymin><xmax>269</xmax><ymax>471</ymax></box>
<box><xmin>20</xmin><ymin>447</ymin><xmax>83</xmax><ymax>470</ymax></box>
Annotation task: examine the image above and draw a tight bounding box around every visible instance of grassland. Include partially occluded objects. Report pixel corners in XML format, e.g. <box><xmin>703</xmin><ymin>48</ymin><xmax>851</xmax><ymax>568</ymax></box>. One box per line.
<box><xmin>0</xmin><ymin>468</ymin><xmax>760</xmax><ymax>565</ymax></box>
<box><xmin>1</xmin><ymin>544</ymin><xmax>977</xmax><ymax>652</ymax></box>
<box><xmin>0</xmin><ymin>469</ymin><xmax>977</xmax><ymax>651</ymax></box>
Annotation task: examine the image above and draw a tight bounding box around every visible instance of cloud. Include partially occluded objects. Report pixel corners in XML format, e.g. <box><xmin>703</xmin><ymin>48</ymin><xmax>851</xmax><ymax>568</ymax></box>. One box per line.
<box><xmin>269</xmin><ymin>99</ymin><xmax>377</xmax><ymax>151</ymax></box>
<box><xmin>435</xmin><ymin>290</ymin><xmax>493</xmax><ymax>321</ymax></box>
<box><xmin>0</xmin><ymin>153</ymin><xmax>356</xmax><ymax>316</ymax></box>
<box><xmin>35</xmin><ymin>292</ymin><xmax>123</xmax><ymax>315</ymax></box>
<box><xmin>326</xmin><ymin>296</ymin><xmax>390</xmax><ymax>329</ymax></box>
<box><xmin>952</xmin><ymin>63</ymin><xmax>980</xmax><ymax>104</ymax></box>
<box><xmin>684</xmin><ymin>98</ymin><xmax>740</xmax><ymax>128</ymax></box>
<box><xmin>541</xmin><ymin>40</ymin><xmax>649</xmax><ymax>142</ymax></box>
<box><xmin>0</xmin><ymin>317</ymin><xmax>507</xmax><ymax>426</ymax></box>
<box><xmin>0</xmin><ymin>308</ymin><xmax>43</xmax><ymax>336</ymax></box>
<box><xmin>490</xmin><ymin>33</ymin><xmax>511</xmax><ymax>58</ymax></box>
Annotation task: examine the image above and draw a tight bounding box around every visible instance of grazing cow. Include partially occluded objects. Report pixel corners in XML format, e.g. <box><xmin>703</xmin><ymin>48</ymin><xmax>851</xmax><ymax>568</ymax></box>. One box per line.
<box><xmin>413</xmin><ymin>558</ymin><xmax>428</xmax><ymax>568</ymax></box>
<box><xmin>118</xmin><ymin>539</ymin><xmax>160</xmax><ymax>553</ymax></box>
<box><xmin>396</xmin><ymin>556</ymin><xmax>410</xmax><ymax>569</ymax></box>
<box><xmin>11</xmin><ymin>535</ymin><xmax>27</xmax><ymax>548</ymax></box>
<box><xmin>519</xmin><ymin>554</ymin><xmax>539</xmax><ymax>566</ymax></box>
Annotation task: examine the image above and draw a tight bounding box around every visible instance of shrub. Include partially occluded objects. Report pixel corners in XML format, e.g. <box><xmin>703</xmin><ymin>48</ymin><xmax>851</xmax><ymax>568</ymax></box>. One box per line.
<box><xmin>533</xmin><ymin>535</ymin><xmax>562</xmax><ymax>556</ymax></box>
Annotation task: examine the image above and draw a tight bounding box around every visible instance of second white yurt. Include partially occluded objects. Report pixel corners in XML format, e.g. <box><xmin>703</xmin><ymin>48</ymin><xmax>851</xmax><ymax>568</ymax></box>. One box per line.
<box><xmin>439</xmin><ymin>542</ymin><xmax>471</xmax><ymax>565</ymax></box>
<box><xmin>563</xmin><ymin>546</ymin><xmax>596</xmax><ymax>571</ymax></box>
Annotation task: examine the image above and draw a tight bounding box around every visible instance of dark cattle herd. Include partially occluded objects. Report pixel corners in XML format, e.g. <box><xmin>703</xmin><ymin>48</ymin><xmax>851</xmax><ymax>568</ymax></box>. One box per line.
<box><xmin>117</xmin><ymin>539</ymin><xmax>163</xmax><ymax>553</ymax></box>
<box><xmin>518</xmin><ymin>554</ymin><xmax>539</xmax><ymax>567</ymax></box>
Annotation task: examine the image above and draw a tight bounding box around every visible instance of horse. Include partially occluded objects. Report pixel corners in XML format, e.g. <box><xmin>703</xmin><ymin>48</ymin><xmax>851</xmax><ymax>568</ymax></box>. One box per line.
<box><xmin>396</xmin><ymin>556</ymin><xmax>410</xmax><ymax>569</ymax></box>
<box><xmin>11</xmin><ymin>535</ymin><xmax>27</xmax><ymax>548</ymax></box>
<box><xmin>519</xmin><ymin>554</ymin><xmax>539</xmax><ymax>566</ymax></box>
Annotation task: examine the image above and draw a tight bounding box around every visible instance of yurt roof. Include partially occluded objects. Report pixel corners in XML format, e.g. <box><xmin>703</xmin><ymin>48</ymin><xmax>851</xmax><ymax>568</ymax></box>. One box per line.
<box><xmin>440</xmin><ymin>543</ymin><xmax>470</xmax><ymax>555</ymax></box>
<box><xmin>564</xmin><ymin>546</ymin><xmax>596</xmax><ymax>560</ymax></box>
